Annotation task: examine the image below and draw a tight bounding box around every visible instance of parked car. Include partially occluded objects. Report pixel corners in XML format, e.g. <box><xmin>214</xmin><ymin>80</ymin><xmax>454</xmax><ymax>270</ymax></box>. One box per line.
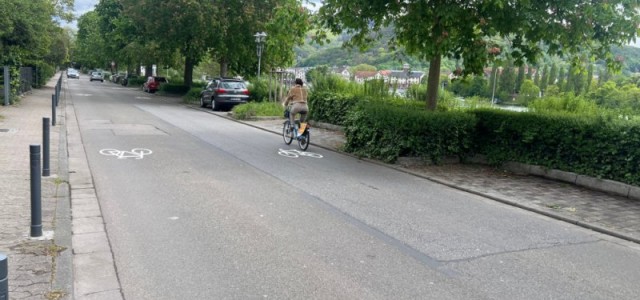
<box><xmin>67</xmin><ymin>69</ymin><xmax>79</xmax><ymax>79</ymax></box>
<box><xmin>199</xmin><ymin>77</ymin><xmax>250</xmax><ymax>111</ymax></box>
<box><xmin>143</xmin><ymin>76</ymin><xmax>168</xmax><ymax>93</ymax></box>
<box><xmin>90</xmin><ymin>72</ymin><xmax>104</xmax><ymax>82</ymax></box>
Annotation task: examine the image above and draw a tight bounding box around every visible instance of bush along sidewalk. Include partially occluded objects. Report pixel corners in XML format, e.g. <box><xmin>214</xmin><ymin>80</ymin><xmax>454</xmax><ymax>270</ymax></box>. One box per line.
<box><xmin>308</xmin><ymin>93</ymin><xmax>640</xmax><ymax>187</ymax></box>
<box><xmin>342</xmin><ymin>101</ymin><xmax>477</xmax><ymax>164</ymax></box>
<box><xmin>473</xmin><ymin>109</ymin><xmax>640</xmax><ymax>186</ymax></box>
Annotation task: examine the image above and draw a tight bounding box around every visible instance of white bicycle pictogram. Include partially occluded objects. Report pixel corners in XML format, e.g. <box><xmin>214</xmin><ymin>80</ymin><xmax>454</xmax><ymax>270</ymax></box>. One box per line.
<box><xmin>278</xmin><ymin>148</ymin><xmax>323</xmax><ymax>159</ymax></box>
<box><xmin>99</xmin><ymin>148</ymin><xmax>153</xmax><ymax>159</ymax></box>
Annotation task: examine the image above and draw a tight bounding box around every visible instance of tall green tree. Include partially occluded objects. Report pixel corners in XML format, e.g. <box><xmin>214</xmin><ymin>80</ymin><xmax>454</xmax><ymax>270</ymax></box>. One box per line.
<box><xmin>499</xmin><ymin>60</ymin><xmax>516</xmax><ymax>98</ymax></box>
<box><xmin>557</xmin><ymin>67</ymin><xmax>565</xmax><ymax>92</ymax></box>
<box><xmin>75</xmin><ymin>11</ymin><xmax>108</xmax><ymax>69</ymax></box>
<box><xmin>121</xmin><ymin>0</ymin><xmax>218</xmax><ymax>86</ymax></box>
<box><xmin>539</xmin><ymin>65</ymin><xmax>549</xmax><ymax>93</ymax></box>
<box><xmin>317</xmin><ymin>0</ymin><xmax>640</xmax><ymax>110</ymax></box>
<box><xmin>516</xmin><ymin>65</ymin><xmax>525</xmax><ymax>93</ymax></box>
<box><xmin>548</xmin><ymin>63</ymin><xmax>558</xmax><ymax>87</ymax></box>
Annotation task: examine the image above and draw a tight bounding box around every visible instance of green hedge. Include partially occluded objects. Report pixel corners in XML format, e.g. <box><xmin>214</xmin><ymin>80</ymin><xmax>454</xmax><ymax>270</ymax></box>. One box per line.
<box><xmin>343</xmin><ymin>102</ymin><xmax>477</xmax><ymax>163</ymax></box>
<box><xmin>183</xmin><ymin>87</ymin><xmax>202</xmax><ymax>104</ymax></box>
<box><xmin>308</xmin><ymin>92</ymin><xmax>361</xmax><ymax>125</ymax></box>
<box><xmin>160</xmin><ymin>83</ymin><xmax>190</xmax><ymax>94</ymax></box>
<box><xmin>473</xmin><ymin>109</ymin><xmax>640</xmax><ymax>185</ymax></box>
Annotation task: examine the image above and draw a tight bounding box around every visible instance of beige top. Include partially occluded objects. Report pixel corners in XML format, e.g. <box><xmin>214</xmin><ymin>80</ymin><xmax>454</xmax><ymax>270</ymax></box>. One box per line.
<box><xmin>284</xmin><ymin>85</ymin><xmax>308</xmax><ymax>106</ymax></box>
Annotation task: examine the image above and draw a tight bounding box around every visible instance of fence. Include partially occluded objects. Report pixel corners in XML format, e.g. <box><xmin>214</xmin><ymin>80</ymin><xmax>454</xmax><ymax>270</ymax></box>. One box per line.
<box><xmin>1</xmin><ymin>66</ymin><xmax>35</xmax><ymax>105</ymax></box>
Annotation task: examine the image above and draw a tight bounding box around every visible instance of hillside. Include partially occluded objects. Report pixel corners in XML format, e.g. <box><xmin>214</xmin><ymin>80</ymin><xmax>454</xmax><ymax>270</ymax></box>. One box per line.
<box><xmin>295</xmin><ymin>32</ymin><xmax>640</xmax><ymax>74</ymax></box>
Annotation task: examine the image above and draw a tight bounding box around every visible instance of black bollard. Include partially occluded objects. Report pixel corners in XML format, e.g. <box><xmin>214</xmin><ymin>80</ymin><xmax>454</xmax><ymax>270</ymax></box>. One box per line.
<box><xmin>0</xmin><ymin>252</ymin><xmax>7</xmax><ymax>300</ymax></box>
<box><xmin>51</xmin><ymin>94</ymin><xmax>56</xmax><ymax>126</ymax></box>
<box><xmin>42</xmin><ymin>118</ymin><xmax>50</xmax><ymax>177</ymax></box>
<box><xmin>30</xmin><ymin>145</ymin><xmax>42</xmax><ymax>237</ymax></box>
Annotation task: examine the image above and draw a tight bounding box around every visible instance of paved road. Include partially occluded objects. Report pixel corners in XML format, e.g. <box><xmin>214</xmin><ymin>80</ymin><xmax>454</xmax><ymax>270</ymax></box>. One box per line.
<box><xmin>61</xmin><ymin>78</ymin><xmax>640</xmax><ymax>299</ymax></box>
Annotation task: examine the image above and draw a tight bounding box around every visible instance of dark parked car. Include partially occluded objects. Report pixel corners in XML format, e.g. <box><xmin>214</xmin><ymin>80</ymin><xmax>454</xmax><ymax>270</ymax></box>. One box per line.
<box><xmin>143</xmin><ymin>76</ymin><xmax>168</xmax><ymax>93</ymax></box>
<box><xmin>199</xmin><ymin>78</ymin><xmax>250</xmax><ymax>111</ymax></box>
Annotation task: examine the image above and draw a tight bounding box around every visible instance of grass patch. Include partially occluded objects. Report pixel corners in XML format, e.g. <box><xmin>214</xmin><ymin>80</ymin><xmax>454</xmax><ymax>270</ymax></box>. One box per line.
<box><xmin>232</xmin><ymin>101</ymin><xmax>284</xmax><ymax>120</ymax></box>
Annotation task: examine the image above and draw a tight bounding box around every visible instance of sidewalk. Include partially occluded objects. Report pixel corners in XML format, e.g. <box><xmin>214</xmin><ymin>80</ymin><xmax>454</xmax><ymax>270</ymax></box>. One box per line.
<box><xmin>0</xmin><ymin>74</ymin><xmax>70</xmax><ymax>299</ymax></box>
<box><xmin>237</xmin><ymin>117</ymin><xmax>640</xmax><ymax>244</ymax></box>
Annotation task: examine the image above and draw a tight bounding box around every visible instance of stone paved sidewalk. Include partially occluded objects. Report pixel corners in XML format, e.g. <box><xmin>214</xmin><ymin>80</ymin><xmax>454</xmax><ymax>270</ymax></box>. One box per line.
<box><xmin>0</xmin><ymin>74</ymin><xmax>67</xmax><ymax>299</ymax></box>
<box><xmin>239</xmin><ymin>117</ymin><xmax>640</xmax><ymax>244</ymax></box>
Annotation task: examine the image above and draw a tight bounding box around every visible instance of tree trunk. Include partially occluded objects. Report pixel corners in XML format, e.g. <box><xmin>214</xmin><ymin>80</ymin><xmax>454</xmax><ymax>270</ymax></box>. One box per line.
<box><xmin>184</xmin><ymin>55</ymin><xmax>194</xmax><ymax>87</ymax></box>
<box><xmin>145</xmin><ymin>64</ymin><xmax>153</xmax><ymax>77</ymax></box>
<box><xmin>426</xmin><ymin>55</ymin><xmax>441</xmax><ymax>111</ymax></box>
<box><xmin>219</xmin><ymin>58</ymin><xmax>228</xmax><ymax>77</ymax></box>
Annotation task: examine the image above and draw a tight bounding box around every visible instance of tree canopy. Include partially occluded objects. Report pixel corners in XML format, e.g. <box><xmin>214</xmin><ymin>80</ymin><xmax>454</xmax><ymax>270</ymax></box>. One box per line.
<box><xmin>317</xmin><ymin>0</ymin><xmax>640</xmax><ymax>110</ymax></box>
<box><xmin>78</xmin><ymin>0</ymin><xmax>311</xmax><ymax>86</ymax></box>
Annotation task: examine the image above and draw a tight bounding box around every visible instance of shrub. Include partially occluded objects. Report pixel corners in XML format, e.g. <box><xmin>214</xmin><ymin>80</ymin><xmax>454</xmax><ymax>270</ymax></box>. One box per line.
<box><xmin>247</xmin><ymin>77</ymin><xmax>269</xmax><ymax>102</ymax></box>
<box><xmin>343</xmin><ymin>102</ymin><xmax>477</xmax><ymax>163</ymax></box>
<box><xmin>127</xmin><ymin>76</ymin><xmax>146</xmax><ymax>87</ymax></box>
<box><xmin>473</xmin><ymin>109</ymin><xmax>640</xmax><ymax>185</ymax></box>
<box><xmin>183</xmin><ymin>87</ymin><xmax>203</xmax><ymax>104</ymax></box>
<box><xmin>528</xmin><ymin>93</ymin><xmax>599</xmax><ymax>115</ymax></box>
<box><xmin>308</xmin><ymin>92</ymin><xmax>361</xmax><ymax>125</ymax></box>
<box><xmin>160</xmin><ymin>83</ymin><xmax>190</xmax><ymax>94</ymax></box>
<box><xmin>232</xmin><ymin>101</ymin><xmax>283</xmax><ymax>120</ymax></box>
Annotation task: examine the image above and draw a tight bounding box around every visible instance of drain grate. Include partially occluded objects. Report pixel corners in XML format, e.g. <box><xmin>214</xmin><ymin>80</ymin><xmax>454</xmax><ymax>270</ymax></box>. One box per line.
<box><xmin>0</xmin><ymin>129</ymin><xmax>9</xmax><ymax>132</ymax></box>
<box><xmin>0</xmin><ymin>128</ymin><xmax>17</xmax><ymax>133</ymax></box>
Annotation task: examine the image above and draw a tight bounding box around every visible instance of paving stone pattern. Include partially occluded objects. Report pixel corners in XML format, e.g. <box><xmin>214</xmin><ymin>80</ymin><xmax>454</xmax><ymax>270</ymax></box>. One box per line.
<box><xmin>0</xmin><ymin>76</ymin><xmax>64</xmax><ymax>300</ymax></box>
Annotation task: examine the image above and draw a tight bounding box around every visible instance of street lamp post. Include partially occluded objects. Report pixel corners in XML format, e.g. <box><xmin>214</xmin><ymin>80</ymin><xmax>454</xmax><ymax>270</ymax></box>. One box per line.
<box><xmin>254</xmin><ymin>32</ymin><xmax>267</xmax><ymax>78</ymax></box>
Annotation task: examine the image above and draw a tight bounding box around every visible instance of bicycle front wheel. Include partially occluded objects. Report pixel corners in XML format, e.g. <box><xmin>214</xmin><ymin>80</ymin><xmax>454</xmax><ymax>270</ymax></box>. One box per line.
<box><xmin>282</xmin><ymin>121</ymin><xmax>294</xmax><ymax>145</ymax></box>
<box><xmin>298</xmin><ymin>130</ymin><xmax>310</xmax><ymax>151</ymax></box>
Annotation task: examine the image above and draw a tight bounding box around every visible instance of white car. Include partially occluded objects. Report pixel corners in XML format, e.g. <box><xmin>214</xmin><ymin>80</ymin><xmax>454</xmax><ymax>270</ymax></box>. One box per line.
<box><xmin>67</xmin><ymin>69</ymin><xmax>79</xmax><ymax>79</ymax></box>
<box><xmin>90</xmin><ymin>72</ymin><xmax>104</xmax><ymax>82</ymax></box>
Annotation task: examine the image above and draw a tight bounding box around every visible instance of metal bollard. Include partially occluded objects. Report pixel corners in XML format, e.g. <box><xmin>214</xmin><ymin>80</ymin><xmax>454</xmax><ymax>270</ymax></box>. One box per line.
<box><xmin>0</xmin><ymin>252</ymin><xmax>7</xmax><ymax>300</ymax></box>
<box><xmin>51</xmin><ymin>94</ymin><xmax>56</xmax><ymax>126</ymax></box>
<box><xmin>42</xmin><ymin>118</ymin><xmax>50</xmax><ymax>177</ymax></box>
<box><xmin>30</xmin><ymin>145</ymin><xmax>43</xmax><ymax>237</ymax></box>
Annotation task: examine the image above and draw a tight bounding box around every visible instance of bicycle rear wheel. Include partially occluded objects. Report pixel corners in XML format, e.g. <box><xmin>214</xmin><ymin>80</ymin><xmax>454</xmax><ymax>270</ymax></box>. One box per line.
<box><xmin>282</xmin><ymin>120</ymin><xmax>294</xmax><ymax>145</ymax></box>
<box><xmin>298</xmin><ymin>130</ymin><xmax>310</xmax><ymax>151</ymax></box>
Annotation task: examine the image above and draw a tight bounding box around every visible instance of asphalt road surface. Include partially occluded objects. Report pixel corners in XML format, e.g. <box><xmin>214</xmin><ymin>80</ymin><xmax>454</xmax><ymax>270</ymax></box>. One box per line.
<box><xmin>67</xmin><ymin>78</ymin><xmax>640</xmax><ymax>299</ymax></box>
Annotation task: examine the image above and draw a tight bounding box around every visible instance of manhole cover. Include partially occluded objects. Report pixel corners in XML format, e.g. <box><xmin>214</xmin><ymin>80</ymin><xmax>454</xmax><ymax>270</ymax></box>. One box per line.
<box><xmin>0</xmin><ymin>128</ymin><xmax>10</xmax><ymax>132</ymax></box>
<box><xmin>0</xmin><ymin>128</ymin><xmax>17</xmax><ymax>133</ymax></box>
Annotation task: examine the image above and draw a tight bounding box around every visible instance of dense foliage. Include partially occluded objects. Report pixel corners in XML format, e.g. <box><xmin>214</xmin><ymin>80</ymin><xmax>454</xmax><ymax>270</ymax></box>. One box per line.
<box><xmin>343</xmin><ymin>102</ymin><xmax>477</xmax><ymax>163</ymax></box>
<box><xmin>317</xmin><ymin>0</ymin><xmax>640</xmax><ymax>110</ymax></box>
<box><xmin>0</xmin><ymin>0</ymin><xmax>73</xmax><ymax>101</ymax></box>
<box><xmin>473</xmin><ymin>109</ymin><xmax>640</xmax><ymax>185</ymax></box>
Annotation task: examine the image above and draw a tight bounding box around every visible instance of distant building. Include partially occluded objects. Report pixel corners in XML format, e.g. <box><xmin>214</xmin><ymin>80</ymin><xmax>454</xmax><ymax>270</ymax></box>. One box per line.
<box><xmin>354</xmin><ymin>71</ymin><xmax>378</xmax><ymax>83</ymax></box>
<box><xmin>383</xmin><ymin>64</ymin><xmax>425</xmax><ymax>88</ymax></box>
<box><xmin>331</xmin><ymin>65</ymin><xmax>351</xmax><ymax>79</ymax></box>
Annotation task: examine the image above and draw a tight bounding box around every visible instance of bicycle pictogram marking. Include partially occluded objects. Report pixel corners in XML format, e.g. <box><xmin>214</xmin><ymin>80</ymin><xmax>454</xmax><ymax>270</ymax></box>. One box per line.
<box><xmin>278</xmin><ymin>148</ymin><xmax>323</xmax><ymax>159</ymax></box>
<box><xmin>99</xmin><ymin>148</ymin><xmax>153</xmax><ymax>159</ymax></box>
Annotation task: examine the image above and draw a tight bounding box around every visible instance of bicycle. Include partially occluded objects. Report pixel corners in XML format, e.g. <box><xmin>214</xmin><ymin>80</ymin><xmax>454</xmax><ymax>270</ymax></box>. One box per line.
<box><xmin>282</xmin><ymin>108</ymin><xmax>310</xmax><ymax>151</ymax></box>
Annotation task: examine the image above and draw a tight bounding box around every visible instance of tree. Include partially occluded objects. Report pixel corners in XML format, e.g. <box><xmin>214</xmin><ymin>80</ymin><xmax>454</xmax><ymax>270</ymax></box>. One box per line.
<box><xmin>206</xmin><ymin>0</ymin><xmax>310</xmax><ymax>78</ymax></box>
<box><xmin>516</xmin><ymin>65</ymin><xmax>525</xmax><ymax>93</ymax></box>
<box><xmin>539</xmin><ymin>65</ymin><xmax>549</xmax><ymax>93</ymax></box>
<box><xmin>548</xmin><ymin>63</ymin><xmax>558</xmax><ymax>87</ymax></box>
<box><xmin>121</xmin><ymin>0</ymin><xmax>218</xmax><ymax>86</ymax></box>
<box><xmin>499</xmin><ymin>60</ymin><xmax>516</xmax><ymax>98</ymax></box>
<box><xmin>557</xmin><ymin>67</ymin><xmax>566</xmax><ymax>92</ymax></box>
<box><xmin>518</xmin><ymin>79</ymin><xmax>540</xmax><ymax>105</ymax></box>
<box><xmin>350</xmin><ymin>64</ymin><xmax>377</xmax><ymax>73</ymax></box>
<box><xmin>317</xmin><ymin>1</ymin><xmax>640</xmax><ymax>110</ymax></box>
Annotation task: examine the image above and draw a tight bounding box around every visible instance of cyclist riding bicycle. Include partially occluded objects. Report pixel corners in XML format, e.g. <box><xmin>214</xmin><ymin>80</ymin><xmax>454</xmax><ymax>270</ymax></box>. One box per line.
<box><xmin>283</xmin><ymin>78</ymin><xmax>309</xmax><ymax>137</ymax></box>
